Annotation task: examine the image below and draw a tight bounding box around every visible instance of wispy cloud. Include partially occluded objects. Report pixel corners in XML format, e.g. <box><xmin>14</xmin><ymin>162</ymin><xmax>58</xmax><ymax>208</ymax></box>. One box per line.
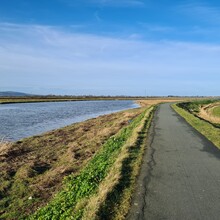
<box><xmin>176</xmin><ymin>2</ymin><xmax>220</xmax><ymax>24</ymax></box>
<box><xmin>1</xmin><ymin>22</ymin><xmax>220</xmax><ymax>95</ymax></box>
<box><xmin>137</xmin><ymin>22</ymin><xmax>220</xmax><ymax>42</ymax></box>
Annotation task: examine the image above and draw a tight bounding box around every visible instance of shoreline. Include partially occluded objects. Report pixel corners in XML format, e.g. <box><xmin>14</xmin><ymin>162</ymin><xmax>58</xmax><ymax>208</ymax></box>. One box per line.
<box><xmin>0</xmin><ymin>106</ymin><xmax>146</xmax><ymax>219</ymax></box>
<box><xmin>0</xmin><ymin>99</ymin><xmax>138</xmax><ymax>105</ymax></box>
<box><xmin>0</xmin><ymin>97</ymin><xmax>190</xmax><ymax>105</ymax></box>
<box><xmin>0</xmin><ymin>98</ymin><xmax>142</xmax><ymax>105</ymax></box>
<box><xmin>1</xmin><ymin>101</ymin><xmax>140</xmax><ymax>142</ymax></box>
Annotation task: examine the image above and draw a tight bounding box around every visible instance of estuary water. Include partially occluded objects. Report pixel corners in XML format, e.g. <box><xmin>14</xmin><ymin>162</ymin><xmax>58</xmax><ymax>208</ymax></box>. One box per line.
<box><xmin>0</xmin><ymin>100</ymin><xmax>139</xmax><ymax>141</ymax></box>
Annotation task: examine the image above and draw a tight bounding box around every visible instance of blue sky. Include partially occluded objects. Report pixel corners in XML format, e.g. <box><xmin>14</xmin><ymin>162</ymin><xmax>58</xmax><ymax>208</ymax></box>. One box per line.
<box><xmin>0</xmin><ymin>0</ymin><xmax>220</xmax><ymax>96</ymax></box>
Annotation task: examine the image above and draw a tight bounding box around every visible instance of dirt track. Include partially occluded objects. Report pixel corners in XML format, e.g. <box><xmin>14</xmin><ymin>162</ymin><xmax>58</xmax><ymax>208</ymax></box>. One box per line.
<box><xmin>127</xmin><ymin>103</ymin><xmax>220</xmax><ymax>220</ymax></box>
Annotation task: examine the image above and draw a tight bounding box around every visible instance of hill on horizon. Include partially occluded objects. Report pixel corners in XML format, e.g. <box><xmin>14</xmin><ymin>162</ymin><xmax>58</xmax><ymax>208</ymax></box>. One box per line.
<box><xmin>0</xmin><ymin>91</ymin><xmax>35</xmax><ymax>97</ymax></box>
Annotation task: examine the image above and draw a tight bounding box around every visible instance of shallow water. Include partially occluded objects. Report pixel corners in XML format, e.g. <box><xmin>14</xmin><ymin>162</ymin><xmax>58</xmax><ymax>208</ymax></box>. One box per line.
<box><xmin>0</xmin><ymin>100</ymin><xmax>139</xmax><ymax>141</ymax></box>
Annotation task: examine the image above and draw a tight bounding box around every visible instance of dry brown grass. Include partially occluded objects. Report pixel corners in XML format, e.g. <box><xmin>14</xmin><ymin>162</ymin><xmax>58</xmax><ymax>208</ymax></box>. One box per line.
<box><xmin>0</xmin><ymin>141</ymin><xmax>12</xmax><ymax>159</ymax></box>
<box><xmin>0</xmin><ymin>107</ymin><xmax>144</xmax><ymax>218</ymax></box>
<box><xmin>137</xmin><ymin>98</ymin><xmax>185</xmax><ymax>107</ymax></box>
<box><xmin>199</xmin><ymin>102</ymin><xmax>220</xmax><ymax>124</ymax></box>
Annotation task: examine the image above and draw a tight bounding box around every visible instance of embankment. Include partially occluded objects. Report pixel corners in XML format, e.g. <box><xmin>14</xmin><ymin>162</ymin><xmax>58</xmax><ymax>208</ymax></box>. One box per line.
<box><xmin>0</xmin><ymin>104</ymin><xmax>156</xmax><ymax>219</ymax></box>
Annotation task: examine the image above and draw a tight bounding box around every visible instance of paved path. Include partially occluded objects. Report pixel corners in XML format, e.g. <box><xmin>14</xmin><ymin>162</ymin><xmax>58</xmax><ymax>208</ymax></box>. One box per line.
<box><xmin>127</xmin><ymin>103</ymin><xmax>220</xmax><ymax>220</ymax></box>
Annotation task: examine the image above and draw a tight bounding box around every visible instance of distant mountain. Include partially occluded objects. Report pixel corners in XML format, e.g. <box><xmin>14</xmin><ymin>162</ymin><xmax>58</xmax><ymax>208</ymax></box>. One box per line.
<box><xmin>0</xmin><ymin>91</ymin><xmax>36</xmax><ymax>97</ymax></box>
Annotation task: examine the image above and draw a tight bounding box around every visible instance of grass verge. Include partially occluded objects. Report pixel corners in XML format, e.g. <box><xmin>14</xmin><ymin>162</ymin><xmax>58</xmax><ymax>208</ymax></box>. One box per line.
<box><xmin>93</xmin><ymin>106</ymin><xmax>156</xmax><ymax>220</ymax></box>
<box><xmin>172</xmin><ymin>104</ymin><xmax>220</xmax><ymax>149</ymax></box>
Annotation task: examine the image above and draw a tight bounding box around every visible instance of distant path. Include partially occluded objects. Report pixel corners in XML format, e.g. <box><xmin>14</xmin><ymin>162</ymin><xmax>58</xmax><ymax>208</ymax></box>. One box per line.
<box><xmin>127</xmin><ymin>103</ymin><xmax>220</xmax><ymax>220</ymax></box>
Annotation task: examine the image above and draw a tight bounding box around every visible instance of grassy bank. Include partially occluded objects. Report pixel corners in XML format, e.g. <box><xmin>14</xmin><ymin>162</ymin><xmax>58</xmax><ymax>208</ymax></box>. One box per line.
<box><xmin>172</xmin><ymin>104</ymin><xmax>220</xmax><ymax>149</ymax></box>
<box><xmin>0</xmin><ymin>104</ymin><xmax>156</xmax><ymax>219</ymax></box>
<box><xmin>0</xmin><ymin>107</ymin><xmax>144</xmax><ymax>219</ymax></box>
<box><xmin>29</xmin><ymin>107</ymin><xmax>155</xmax><ymax>220</ymax></box>
<box><xmin>212</xmin><ymin>105</ymin><xmax>220</xmax><ymax>117</ymax></box>
<box><xmin>94</xmin><ymin>106</ymin><xmax>156</xmax><ymax>220</ymax></box>
<box><xmin>176</xmin><ymin>99</ymin><xmax>220</xmax><ymax>127</ymax></box>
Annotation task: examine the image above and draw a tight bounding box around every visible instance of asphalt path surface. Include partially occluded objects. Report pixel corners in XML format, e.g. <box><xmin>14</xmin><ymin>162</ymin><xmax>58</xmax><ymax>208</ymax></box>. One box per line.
<box><xmin>127</xmin><ymin>103</ymin><xmax>220</xmax><ymax>220</ymax></box>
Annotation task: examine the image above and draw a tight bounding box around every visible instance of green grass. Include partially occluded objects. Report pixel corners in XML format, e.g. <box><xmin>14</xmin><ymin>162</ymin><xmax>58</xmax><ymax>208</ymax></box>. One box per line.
<box><xmin>212</xmin><ymin>106</ymin><xmax>220</xmax><ymax>117</ymax></box>
<box><xmin>28</xmin><ymin>110</ymin><xmax>147</xmax><ymax>220</ymax></box>
<box><xmin>172</xmin><ymin>104</ymin><xmax>220</xmax><ymax>149</ymax></box>
<box><xmin>96</xmin><ymin>106</ymin><xmax>156</xmax><ymax>220</ymax></box>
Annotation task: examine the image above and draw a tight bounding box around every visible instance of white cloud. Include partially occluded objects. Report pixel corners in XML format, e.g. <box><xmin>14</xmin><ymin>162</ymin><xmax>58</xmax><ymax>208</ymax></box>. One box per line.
<box><xmin>0</xmin><ymin>22</ymin><xmax>220</xmax><ymax>95</ymax></box>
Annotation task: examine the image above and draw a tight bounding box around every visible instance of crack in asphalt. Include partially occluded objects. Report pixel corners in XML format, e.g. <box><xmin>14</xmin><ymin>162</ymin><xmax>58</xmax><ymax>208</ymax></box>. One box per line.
<box><xmin>139</xmin><ymin>108</ymin><xmax>158</xmax><ymax>220</ymax></box>
<box><xmin>127</xmin><ymin>103</ymin><xmax>220</xmax><ymax>220</ymax></box>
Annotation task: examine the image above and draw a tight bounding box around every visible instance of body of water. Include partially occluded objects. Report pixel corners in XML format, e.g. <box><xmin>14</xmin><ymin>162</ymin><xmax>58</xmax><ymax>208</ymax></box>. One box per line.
<box><xmin>0</xmin><ymin>100</ymin><xmax>139</xmax><ymax>141</ymax></box>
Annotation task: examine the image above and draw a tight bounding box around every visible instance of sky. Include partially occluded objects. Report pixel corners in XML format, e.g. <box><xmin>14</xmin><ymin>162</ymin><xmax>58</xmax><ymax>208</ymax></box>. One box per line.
<box><xmin>0</xmin><ymin>0</ymin><xmax>220</xmax><ymax>96</ymax></box>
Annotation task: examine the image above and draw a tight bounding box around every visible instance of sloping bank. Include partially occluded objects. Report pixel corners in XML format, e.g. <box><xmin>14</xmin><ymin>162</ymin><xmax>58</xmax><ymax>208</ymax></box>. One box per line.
<box><xmin>0</xmin><ymin>105</ymin><xmax>156</xmax><ymax>219</ymax></box>
<box><xmin>30</xmin><ymin>108</ymin><xmax>155</xmax><ymax>220</ymax></box>
<box><xmin>29</xmin><ymin>106</ymin><xmax>155</xmax><ymax>220</ymax></box>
